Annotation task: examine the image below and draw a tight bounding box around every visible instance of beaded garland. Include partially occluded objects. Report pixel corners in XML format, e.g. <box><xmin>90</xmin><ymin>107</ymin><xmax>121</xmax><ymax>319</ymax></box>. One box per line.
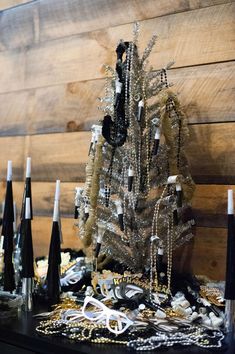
<box><xmin>36</xmin><ymin>294</ymin><xmax>225</xmax><ymax>350</ymax></box>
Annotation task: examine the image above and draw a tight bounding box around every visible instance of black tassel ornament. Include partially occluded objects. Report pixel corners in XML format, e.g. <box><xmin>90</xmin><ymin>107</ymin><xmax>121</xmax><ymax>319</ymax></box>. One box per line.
<box><xmin>176</xmin><ymin>183</ymin><xmax>183</xmax><ymax>208</ymax></box>
<box><xmin>94</xmin><ymin>239</ymin><xmax>101</xmax><ymax>259</ymax></box>
<box><xmin>137</xmin><ymin>100</ymin><xmax>144</xmax><ymax>122</ymax></box>
<box><xmin>157</xmin><ymin>242</ymin><xmax>164</xmax><ymax>273</ymax></box>
<box><xmin>128</xmin><ymin>166</ymin><xmax>134</xmax><ymax>192</ymax></box>
<box><xmin>2</xmin><ymin>161</ymin><xmax>15</xmax><ymax>292</ymax></box>
<box><xmin>153</xmin><ymin>127</ymin><xmax>160</xmax><ymax>156</ymax></box>
<box><xmin>46</xmin><ymin>189</ymin><xmax>61</xmax><ymax>306</ymax></box>
<box><xmin>116</xmin><ymin>201</ymin><xmax>124</xmax><ymax>231</ymax></box>
<box><xmin>94</xmin><ymin>224</ymin><xmax>106</xmax><ymax>259</ymax></box>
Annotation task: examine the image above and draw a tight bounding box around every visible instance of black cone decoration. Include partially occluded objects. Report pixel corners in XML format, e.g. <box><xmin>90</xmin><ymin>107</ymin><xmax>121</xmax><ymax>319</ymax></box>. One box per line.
<box><xmin>225</xmin><ymin>190</ymin><xmax>235</xmax><ymax>300</ymax></box>
<box><xmin>55</xmin><ymin>180</ymin><xmax>63</xmax><ymax>244</ymax></box>
<box><xmin>46</xmin><ymin>181</ymin><xmax>61</xmax><ymax>305</ymax></box>
<box><xmin>21</xmin><ymin>197</ymin><xmax>34</xmax><ymax>311</ymax></box>
<box><xmin>2</xmin><ymin>161</ymin><xmax>15</xmax><ymax>292</ymax></box>
<box><xmin>224</xmin><ymin>189</ymin><xmax>235</xmax><ymax>335</ymax></box>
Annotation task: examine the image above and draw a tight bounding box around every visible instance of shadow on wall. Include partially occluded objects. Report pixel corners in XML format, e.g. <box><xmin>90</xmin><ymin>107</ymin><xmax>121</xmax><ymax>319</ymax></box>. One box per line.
<box><xmin>186</xmin><ymin>103</ymin><xmax>233</xmax><ymax>184</ymax></box>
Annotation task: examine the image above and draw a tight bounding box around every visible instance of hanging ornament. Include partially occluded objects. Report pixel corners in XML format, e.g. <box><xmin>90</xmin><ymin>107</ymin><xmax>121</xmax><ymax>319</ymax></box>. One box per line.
<box><xmin>128</xmin><ymin>166</ymin><xmax>134</xmax><ymax>192</ymax></box>
<box><xmin>116</xmin><ymin>200</ymin><xmax>124</xmax><ymax>231</ymax></box>
<box><xmin>94</xmin><ymin>224</ymin><xmax>106</xmax><ymax>259</ymax></box>
<box><xmin>153</xmin><ymin>127</ymin><xmax>161</xmax><ymax>155</ymax></box>
<box><xmin>176</xmin><ymin>183</ymin><xmax>182</xmax><ymax>208</ymax></box>
<box><xmin>137</xmin><ymin>99</ymin><xmax>144</xmax><ymax>122</ymax></box>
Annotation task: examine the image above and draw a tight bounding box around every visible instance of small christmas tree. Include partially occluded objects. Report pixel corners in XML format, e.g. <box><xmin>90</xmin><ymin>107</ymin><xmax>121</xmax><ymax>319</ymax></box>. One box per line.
<box><xmin>76</xmin><ymin>24</ymin><xmax>195</xmax><ymax>290</ymax></box>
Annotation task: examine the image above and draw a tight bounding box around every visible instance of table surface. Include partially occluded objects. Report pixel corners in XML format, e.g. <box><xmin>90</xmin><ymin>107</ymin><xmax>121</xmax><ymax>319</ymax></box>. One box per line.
<box><xmin>0</xmin><ymin>308</ymin><xmax>234</xmax><ymax>354</ymax></box>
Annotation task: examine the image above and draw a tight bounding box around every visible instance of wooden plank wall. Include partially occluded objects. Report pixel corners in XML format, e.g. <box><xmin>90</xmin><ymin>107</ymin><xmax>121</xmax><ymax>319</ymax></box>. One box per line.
<box><xmin>0</xmin><ymin>0</ymin><xmax>234</xmax><ymax>279</ymax></box>
<box><xmin>0</xmin><ymin>0</ymin><xmax>33</xmax><ymax>11</ymax></box>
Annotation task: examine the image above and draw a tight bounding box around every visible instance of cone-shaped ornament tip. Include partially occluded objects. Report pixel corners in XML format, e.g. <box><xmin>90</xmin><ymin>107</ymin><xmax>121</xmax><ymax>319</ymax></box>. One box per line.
<box><xmin>55</xmin><ymin>180</ymin><xmax>60</xmax><ymax>201</ymax></box>
<box><xmin>26</xmin><ymin>157</ymin><xmax>31</xmax><ymax>178</ymax></box>
<box><xmin>7</xmin><ymin>160</ymin><xmax>12</xmax><ymax>181</ymax></box>
<box><xmin>228</xmin><ymin>189</ymin><xmax>234</xmax><ymax>215</ymax></box>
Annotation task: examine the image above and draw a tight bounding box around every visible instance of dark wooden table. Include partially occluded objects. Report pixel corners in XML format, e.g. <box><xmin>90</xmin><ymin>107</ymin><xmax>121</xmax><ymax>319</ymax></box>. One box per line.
<box><xmin>0</xmin><ymin>308</ymin><xmax>234</xmax><ymax>354</ymax></box>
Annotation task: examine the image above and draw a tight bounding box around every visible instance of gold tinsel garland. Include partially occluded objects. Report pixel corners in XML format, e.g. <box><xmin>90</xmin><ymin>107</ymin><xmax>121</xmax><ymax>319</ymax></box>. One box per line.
<box><xmin>83</xmin><ymin>136</ymin><xmax>105</xmax><ymax>248</ymax></box>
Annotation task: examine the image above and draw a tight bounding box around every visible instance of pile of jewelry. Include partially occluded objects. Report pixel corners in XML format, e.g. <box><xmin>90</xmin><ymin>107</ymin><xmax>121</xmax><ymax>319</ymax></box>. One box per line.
<box><xmin>35</xmin><ymin>271</ymin><xmax>226</xmax><ymax>351</ymax></box>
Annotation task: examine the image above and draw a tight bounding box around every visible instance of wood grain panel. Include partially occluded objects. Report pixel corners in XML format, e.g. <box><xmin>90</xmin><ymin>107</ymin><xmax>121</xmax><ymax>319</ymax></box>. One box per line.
<box><xmin>169</xmin><ymin>61</ymin><xmax>235</xmax><ymax>124</ymax></box>
<box><xmin>0</xmin><ymin>79</ymin><xmax>104</xmax><ymax>136</ymax></box>
<box><xmin>34</xmin><ymin>222</ymin><xmax>227</xmax><ymax>279</ymax></box>
<box><xmin>0</xmin><ymin>61</ymin><xmax>233</xmax><ymax>137</ymax></box>
<box><xmin>0</xmin><ymin>2</ymin><xmax>35</xmax><ymax>51</ymax></box>
<box><xmin>0</xmin><ymin>50</ymin><xmax>25</xmax><ymax>93</ymax></box>
<box><xmin>27</xmin><ymin>123</ymin><xmax>235</xmax><ymax>184</ymax></box>
<box><xmin>24</xmin><ymin>3</ymin><xmax>235</xmax><ymax>89</ymax></box>
<box><xmin>188</xmin><ymin>122</ymin><xmax>235</xmax><ymax>184</ymax></box>
<box><xmin>0</xmin><ymin>0</ymin><xmax>231</xmax><ymax>51</ymax></box>
<box><xmin>0</xmin><ymin>122</ymin><xmax>233</xmax><ymax>184</ymax></box>
<box><xmin>0</xmin><ymin>181</ymin><xmax>84</xmax><ymax>218</ymax></box>
<box><xmin>38</xmin><ymin>0</ymin><xmax>233</xmax><ymax>43</ymax></box>
<box><xmin>174</xmin><ymin>227</ymin><xmax>227</xmax><ymax>280</ymax></box>
<box><xmin>28</xmin><ymin>132</ymin><xmax>90</xmax><ymax>182</ymax></box>
<box><xmin>0</xmin><ymin>90</ymin><xmax>31</xmax><ymax>136</ymax></box>
<box><xmin>0</xmin><ymin>121</ymin><xmax>231</xmax><ymax>184</ymax></box>
<box><xmin>0</xmin><ymin>181</ymin><xmax>232</xmax><ymax>228</ymax></box>
<box><xmin>192</xmin><ymin>185</ymin><xmax>234</xmax><ymax>228</ymax></box>
<box><xmin>32</xmin><ymin>216</ymin><xmax>82</xmax><ymax>258</ymax></box>
<box><xmin>0</xmin><ymin>3</ymin><xmax>234</xmax><ymax>93</ymax></box>
<box><xmin>0</xmin><ymin>0</ymin><xmax>32</xmax><ymax>11</ymax></box>
<box><xmin>0</xmin><ymin>135</ymin><xmax>25</xmax><ymax>180</ymax></box>
<box><xmin>28</xmin><ymin>80</ymin><xmax>104</xmax><ymax>134</ymax></box>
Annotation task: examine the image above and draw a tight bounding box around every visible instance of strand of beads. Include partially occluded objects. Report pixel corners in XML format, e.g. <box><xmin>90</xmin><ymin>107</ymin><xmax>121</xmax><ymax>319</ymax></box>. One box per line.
<box><xmin>150</xmin><ymin>185</ymin><xmax>168</xmax><ymax>303</ymax></box>
<box><xmin>124</xmin><ymin>46</ymin><xmax>130</xmax><ymax>126</ymax></box>
<box><xmin>142</xmin><ymin>73</ymin><xmax>151</xmax><ymax>194</ymax></box>
<box><xmin>128</xmin><ymin>326</ymin><xmax>224</xmax><ymax>351</ymax></box>
<box><xmin>166</xmin><ymin>212</ymin><xmax>173</xmax><ymax>294</ymax></box>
